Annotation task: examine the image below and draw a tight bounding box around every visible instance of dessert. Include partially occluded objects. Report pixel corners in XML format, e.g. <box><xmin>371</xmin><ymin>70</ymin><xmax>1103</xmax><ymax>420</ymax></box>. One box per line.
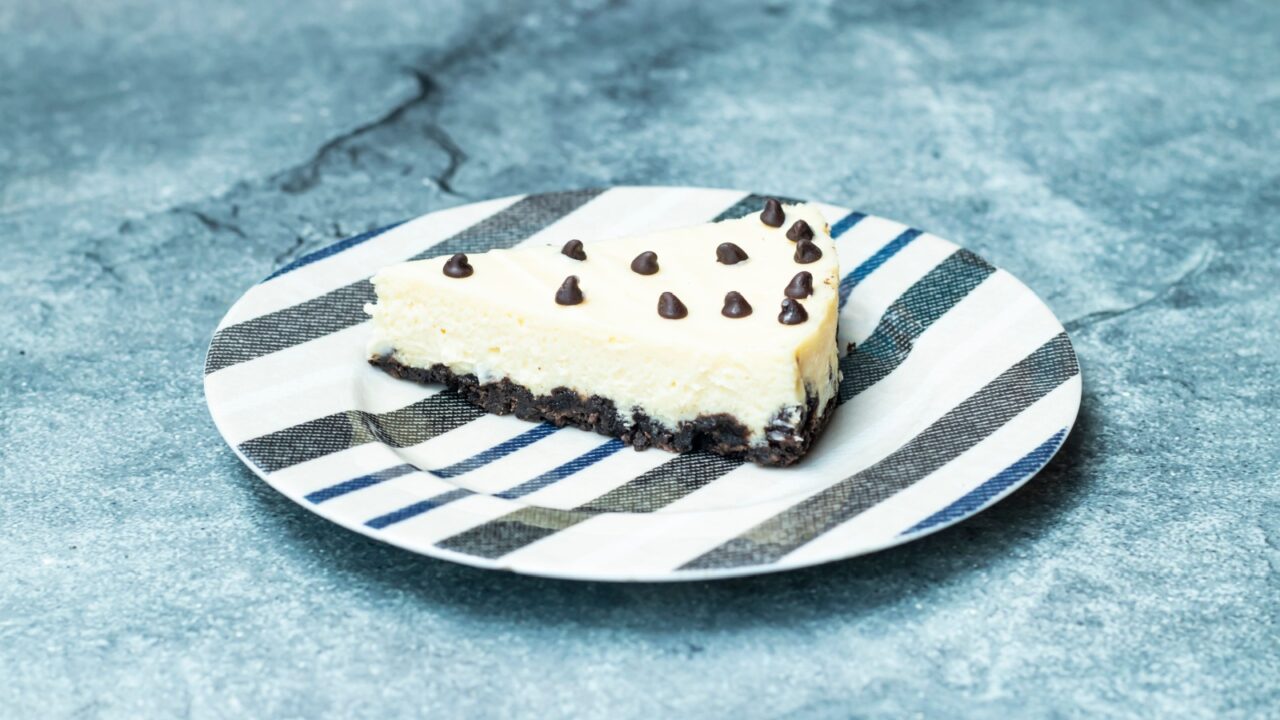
<box><xmin>364</xmin><ymin>199</ymin><xmax>841</xmax><ymax>466</ymax></box>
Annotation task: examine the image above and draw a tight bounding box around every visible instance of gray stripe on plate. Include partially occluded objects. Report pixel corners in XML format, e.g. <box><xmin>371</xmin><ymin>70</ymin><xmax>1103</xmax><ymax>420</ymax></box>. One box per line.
<box><xmin>238</xmin><ymin>392</ymin><xmax>481</xmax><ymax>473</ymax></box>
<box><xmin>710</xmin><ymin>193</ymin><xmax>803</xmax><ymax>222</ymax></box>
<box><xmin>433</xmin><ymin>452</ymin><xmax>741</xmax><ymax>559</ymax></box>
<box><xmin>679</xmin><ymin>332</ymin><xmax>1079</xmax><ymax>571</ymax></box>
<box><xmin>840</xmin><ymin>248</ymin><xmax>995</xmax><ymax>401</ymax></box>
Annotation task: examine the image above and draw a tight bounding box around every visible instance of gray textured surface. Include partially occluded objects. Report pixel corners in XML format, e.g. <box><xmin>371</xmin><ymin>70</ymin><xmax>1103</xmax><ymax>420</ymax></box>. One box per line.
<box><xmin>2</xmin><ymin>0</ymin><xmax>1278</xmax><ymax>717</ymax></box>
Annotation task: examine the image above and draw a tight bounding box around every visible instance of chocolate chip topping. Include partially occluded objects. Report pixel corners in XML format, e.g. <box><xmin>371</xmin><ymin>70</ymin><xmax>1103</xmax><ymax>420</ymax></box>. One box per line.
<box><xmin>658</xmin><ymin>291</ymin><xmax>688</xmax><ymax>319</ymax></box>
<box><xmin>760</xmin><ymin>197</ymin><xmax>785</xmax><ymax>227</ymax></box>
<box><xmin>561</xmin><ymin>239</ymin><xmax>587</xmax><ymax>261</ymax></box>
<box><xmin>786</xmin><ymin>219</ymin><xmax>814</xmax><ymax>242</ymax></box>
<box><xmin>721</xmin><ymin>291</ymin><xmax>753</xmax><ymax>318</ymax></box>
<box><xmin>794</xmin><ymin>239</ymin><xmax>823</xmax><ymax>264</ymax></box>
<box><xmin>716</xmin><ymin>242</ymin><xmax>749</xmax><ymax>265</ymax></box>
<box><xmin>631</xmin><ymin>251</ymin><xmax>659</xmax><ymax>275</ymax></box>
<box><xmin>785</xmin><ymin>271</ymin><xmax>814</xmax><ymax>299</ymax></box>
<box><xmin>443</xmin><ymin>253</ymin><xmax>473</xmax><ymax>278</ymax></box>
<box><xmin>555</xmin><ymin>275</ymin><xmax>584</xmax><ymax>305</ymax></box>
<box><xmin>779</xmin><ymin>298</ymin><xmax>808</xmax><ymax>325</ymax></box>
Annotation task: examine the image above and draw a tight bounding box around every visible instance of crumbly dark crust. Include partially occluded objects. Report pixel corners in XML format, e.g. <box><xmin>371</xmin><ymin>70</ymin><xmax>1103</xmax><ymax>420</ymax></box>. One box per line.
<box><xmin>370</xmin><ymin>356</ymin><xmax>837</xmax><ymax>467</ymax></box>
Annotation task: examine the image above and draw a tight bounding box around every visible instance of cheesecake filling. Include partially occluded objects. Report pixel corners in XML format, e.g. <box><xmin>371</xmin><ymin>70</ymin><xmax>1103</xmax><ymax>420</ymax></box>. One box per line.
<box><xmin>365</xmin><ymin>203</ymin><xmax>841</xmax><ymax>447</ymax></box>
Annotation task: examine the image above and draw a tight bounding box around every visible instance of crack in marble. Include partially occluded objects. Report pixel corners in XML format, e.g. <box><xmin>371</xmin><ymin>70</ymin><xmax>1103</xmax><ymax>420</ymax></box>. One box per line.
<box><xmin>412</xmin><ymin>70</ymin><xmax>469</xmax><ymax>198</ymax></box>
<box><xmin>272</xmin><ymin>77</ymin><xmax>436</xmax><ymax>195</ymax></box>
<box><xmin>1064</xmin><ymin>244</ymin><xmax>1215</xmax><ymax>334</ymax></box>
<box><xmin>177</xmin><ymin>208</ymin><xmax>247</xmax><ymax>238</ymax></box>
<box><xmin>81</xmin><ymin>250</ymin><xmax>124</xmax><ymax>288</ymax></box>
<box><xmin>269</xmin><ymin>22</ymin><xmax>518</xmax><ymax>200</ymax></box>
<box><xmin>50</xmin><ymin>21</ymin><xmax>526</xmax><ymax>283</ymax></box>
<box><xmin>272</xmin><ymin>235</ymin><xmax>306</xmax><ymax>266</ymax></box>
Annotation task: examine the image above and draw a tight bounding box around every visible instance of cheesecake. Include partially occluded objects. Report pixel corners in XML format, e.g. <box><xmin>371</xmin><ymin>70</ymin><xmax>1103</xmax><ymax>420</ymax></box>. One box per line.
<box><xmin>364</xmin><ymin>199</ymin><xmax>841</xmax><ymax>466</ymax></box>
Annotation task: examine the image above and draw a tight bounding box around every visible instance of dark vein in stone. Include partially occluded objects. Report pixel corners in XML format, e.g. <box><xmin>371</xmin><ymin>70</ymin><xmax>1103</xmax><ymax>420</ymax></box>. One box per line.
<box><xmin>410</xmin><ymin>70</ymin><xmax>469</xmax><ymax>198</ymax></box>
<box><xmin>82</xmin><ymin>250</ymin><xmax>124</xmax><ymax>287</ymax></box>
<box><xmin>63</xmin><ymin>18</ymin><xmax>522</xmax><ymax>276</ymax></box>
<box><xmin>178</xmin><ymin>208</ymin><xmax>247</xmax><ymax>238</ymax></box>
<box><xmin>272</xmin><ymin>79</ymin><xmax>436</xmax><ymax>195</ymax></box>
<box><xmin>1065</xmin><ymin>245</ymin><xmax>1215</xmax><ymax>334</ymax></box>
<box><xmin>272</xmin><ymin>235</ymin><xmax>306</xmax><ymax>265</ymax></box>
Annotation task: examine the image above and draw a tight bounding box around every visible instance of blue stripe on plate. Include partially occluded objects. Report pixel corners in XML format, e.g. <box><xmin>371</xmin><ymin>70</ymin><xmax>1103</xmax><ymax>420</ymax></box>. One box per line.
<box><xmin>901</xmin><ymin>429</ymin><xmax>1068</xmax><ymax>535</ymax></box>
<box><xmin>838</xmin><ymin>228</ymin><xmax>922</xmax><ymax>307</ymax></box>
<box><xmin>830</xmin><ymin>211</ymin><xmax>866</xmax><ymax>238</ymax></box>
<box><xmin>358</xmin><ymin>439</ymin><xmax>627</xmax><ymax>531</ymax></box>
<box><xmin>305</xmin><ymin>463</ymin><xmax>416</xmax><ymax>504</ymax></box>
<box><xmin>429</xmin><ymin>424</ymin><xmax>558</xmax><ymax>479</ymax></box>
<box><xmin>495</xmin><ymin>439</ymin><xmax>627</xmax><ymax>500</ymax></box>
<box><xmin>264</xmin><ymin>222</ymin><xmax>405</xmax><ymax>281</ymax></box>
<box><xmin>366</xmin><ymin>488</ymin><xmax>475</xmax><ymax>529</ymax></box>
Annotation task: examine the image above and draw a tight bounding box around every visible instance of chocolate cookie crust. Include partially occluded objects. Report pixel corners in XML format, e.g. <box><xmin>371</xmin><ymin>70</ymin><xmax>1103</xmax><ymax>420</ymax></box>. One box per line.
<box><xmin>370</xmin><ymin>356</ymin><xmax>835</xmax><ymax>467</ymax></box>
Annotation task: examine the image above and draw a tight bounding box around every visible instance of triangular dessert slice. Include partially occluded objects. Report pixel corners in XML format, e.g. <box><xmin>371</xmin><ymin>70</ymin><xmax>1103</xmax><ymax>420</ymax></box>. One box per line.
<box><xmin>365</xmin><ymin>200</ymin><xmax>841</xmax><ymax>466</ymax></box>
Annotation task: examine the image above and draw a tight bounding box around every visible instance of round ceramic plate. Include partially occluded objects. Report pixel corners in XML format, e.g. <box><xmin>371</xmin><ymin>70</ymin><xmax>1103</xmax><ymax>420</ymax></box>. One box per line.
<box><xmin>204</xmin><ymin>187</ymin><xmax>1081</xmax><ymax>581</ymax></box>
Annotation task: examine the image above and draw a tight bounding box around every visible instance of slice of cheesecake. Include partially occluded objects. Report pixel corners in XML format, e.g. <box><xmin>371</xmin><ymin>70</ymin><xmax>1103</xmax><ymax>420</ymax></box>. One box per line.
<box><xmin>364</xmin><ymin>199</ymin><xmax>841</xmax><ymax>467</ymax></box>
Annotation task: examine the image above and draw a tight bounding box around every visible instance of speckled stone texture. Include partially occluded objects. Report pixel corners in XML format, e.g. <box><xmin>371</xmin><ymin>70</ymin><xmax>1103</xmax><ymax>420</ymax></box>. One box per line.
<box><xmin>2</xmin><ymin>1</ymin><xmax>1277</xmax><ymax>717</ymax></box>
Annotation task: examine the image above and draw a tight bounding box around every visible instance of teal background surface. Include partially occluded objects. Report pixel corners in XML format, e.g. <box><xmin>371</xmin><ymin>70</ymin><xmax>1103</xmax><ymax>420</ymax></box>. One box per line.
<box><xmin>2</xmin><ymin>1</ymin><xmax>1277</xmax><ymax>717</ymax></box>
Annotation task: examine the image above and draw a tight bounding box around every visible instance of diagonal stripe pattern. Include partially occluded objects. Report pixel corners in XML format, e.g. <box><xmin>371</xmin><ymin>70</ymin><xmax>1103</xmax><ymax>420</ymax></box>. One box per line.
<box><xmin>305</xmin><ymin>463</ymin><xmax>416</xmax><ymax>504</ymax></box>
<box><xmin>680</xmin><ymin>333</ymin><xmax>1078</xmax><ymax>570</ymax></box>
<box><xmin>496</xmin><ymin>439</ymin><xmax>626</xmax><ymax>499</ymax></box>
<box><xmin>838</xmin><ymin>228</ymin><xmax>921</xmax><ymax>305</ymax></box>
<box><xmin>900</xmin><ymin>429</ymin><xmax>1068</xmax><ymax>535</ymax></box>
<box><xmin>367</xmin><ymin>488</ymin><xmax>474</xmax><ymax>530</ymax></box>
<box><xmin>710</xmin><ymin>193</ymin><xmax>803</xmax><ymax>222</ymax></box>
<box><xmin>206</xmin><ymin>189</ymin><xmax>1081</xmax><ymax>579</ymax></box>
<box><xmin>238</xmin><ymin>392</ymin><xmax>481</xmax><ymax>473</ymax></box>
<box><xmin>264</xmin><ymin>221</ymin><xmax>405</xmax><ymax>281</ymax></box>
<box><xmin>205</xmin><ymin>189</ymin><xmax>605</xmax><ymax>374</ymax></box>
<box><xmin>434</xmin><ymin>451</ymin><xmax>742</xmax><ymax>558</ymax></box>
<box><xmin>428</xmin><ymin>424</ymin><xmax>558</xmax><ymax>479</ymax></box>
<box><xmin>839</xmin><ymin>248</ymin><xmax>994</xmax><ymax>402</ymax></box>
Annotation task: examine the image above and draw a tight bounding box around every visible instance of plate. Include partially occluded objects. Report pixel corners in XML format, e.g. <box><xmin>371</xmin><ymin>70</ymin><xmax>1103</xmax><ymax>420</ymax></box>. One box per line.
<box><xmin>204</xmin><ymin>187</ymin><xmax>1081</xmax><ymax>581</ymax></box>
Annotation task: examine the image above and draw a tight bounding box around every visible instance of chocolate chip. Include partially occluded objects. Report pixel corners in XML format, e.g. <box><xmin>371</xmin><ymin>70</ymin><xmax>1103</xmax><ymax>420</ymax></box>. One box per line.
<box><xmin>555</xmin><ymin>275</ymin><xmax>584</xmax><ymax>305</ymax></box>
<box><xmin>631</xmin><ymin>251</ymin><xmax>659</xmax><ymax>275</ymax></box>
<box><xmin>786</xmin><ymin>219</ymin><xmax>814</xmax><ymax>242</ymax></box>
<box><xmin>721</xmin><ymin>291</ymin><xmax>753</xmax><ymax>318</ymax></box>
<box><xmin>443</xmin><ymin>253</ymin><xmax>473</xmax><ymax>278</ymax></box>
<box><xmin>779</xmin><ymin>298</ymin><xmax>808</xmax><ymax>325</ymax></box>
<box><xmin>760</xmin><ymin>198</ymin><xmax>785</xmax><ymax>227</ymax></box>
<box><xmin>658</xmin><ymin>291</ymin><xmax>688</xmax><ymax>319</ymax></box>
<box><xmin>716</xmin><ymin>242</ymin><xmax>749</xmax><ymax>265</ymax></box>
<box><xmin>785</xmin><ymin>271</ymin><xmax>814</xmax><ymax>299</ymax></box>
<box><xmin>561</xmin><ymin>239</ymin><xmax>586</xmax><ymax>261</ymax></box>
<box><xmin>794</xmin><ymin>239</ymin><xmax>823</xmax><ymax>264</ymax></box>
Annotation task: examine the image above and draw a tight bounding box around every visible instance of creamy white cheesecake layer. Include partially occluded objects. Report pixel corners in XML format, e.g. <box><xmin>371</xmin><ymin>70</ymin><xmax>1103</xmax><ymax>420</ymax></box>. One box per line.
<box><xmin>365</xmin><ymin>204</ymin><xmax>840</xmax><ymax>443</ymax></box>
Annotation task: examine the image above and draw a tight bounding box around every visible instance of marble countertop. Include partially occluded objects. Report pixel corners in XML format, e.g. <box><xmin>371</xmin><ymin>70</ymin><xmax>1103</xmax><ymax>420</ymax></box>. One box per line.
<box><xmin>3</xmin><ymin>1</ymin><xmax>1276</xmax><ymax>717</ymax></box>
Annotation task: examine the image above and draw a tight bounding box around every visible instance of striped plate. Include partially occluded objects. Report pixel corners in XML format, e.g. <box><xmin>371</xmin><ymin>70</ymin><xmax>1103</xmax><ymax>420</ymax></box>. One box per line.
<box><xmin>204</xmin><ymin>187</ymin><xmax>1081</xmax><ymax>581</ymax></box>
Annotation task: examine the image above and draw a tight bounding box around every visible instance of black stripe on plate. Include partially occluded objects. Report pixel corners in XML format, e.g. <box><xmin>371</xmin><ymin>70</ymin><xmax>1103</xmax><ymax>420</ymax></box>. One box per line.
<box><xmin>711</xmin><ymin>193</ymin><xmax>804</xmax><ymax>222</ymax></box>
<box><xmin>435</xmin><ymin>506</ymin><xmax>597</xmax><ymax>560</ymax></box>
<box><xmin>840</xmin><ymin>248</ymin><xmax>995</xmax><ymax>402</ymax></box>
<box><xmin>205</xmin><ymin>189</ymin><xmax>605</xmax><ymax>375</ymax></box>
<box><xmin>433</xmin><ymin>451</ymin><xmax>742</xmax><ymax>559</ymax></box>
<box><xmin>679</xmin><ymin>332</ymin><xmax>1079</xmax><ymax>570</ymax></box>
<box><xmin>576</xmin><ymin>451</ymin><xmax>745</xmax><ymax>513</ymax></box>
<box><xmin>238</xmin><ymin>392</ymin><xmax>481</xmax><ymax>473</ymax></box>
